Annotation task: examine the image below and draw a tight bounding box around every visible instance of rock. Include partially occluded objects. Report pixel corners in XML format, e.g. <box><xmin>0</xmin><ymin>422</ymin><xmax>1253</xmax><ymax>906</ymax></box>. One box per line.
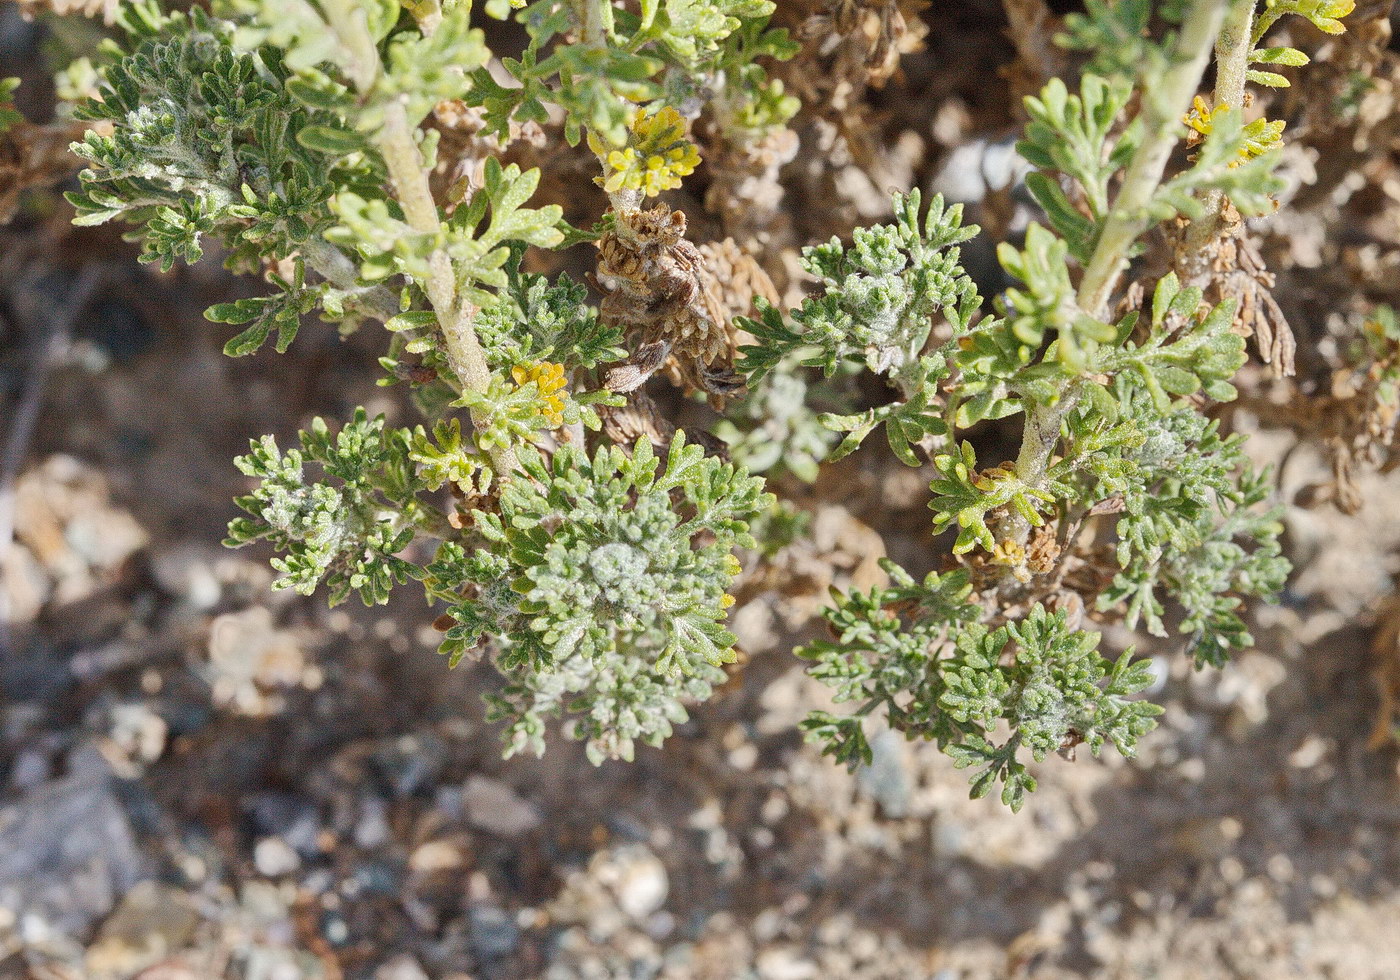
<box><xmin>408</xmin><ymin>839</ymin><xmax>466</xmax><ymax>874</ymax></box>
<box><xmin>469</xmin><ymin>904</ymin><xmax>521</xmax><ymax>959</ymax></box>
<box><xmin>0</xmin><ymin>639</ymin><xmax>74</xmax><ymax>704</ymax></box>
<box><xmin>244</xmin><ymin>793</ymin><xmax>321</xmax><ymax>858</ymax></box>
<box><xmin>207</xmin><ymin>607</ymin><xmax>305</xmax><ymax>715</ymax></box>
<box><xmin>374</xmin><ymin>954</ymin><xmax>432</xmax><ymax>980</ymax></box>
<box><xmin>1</xmin><ymin>542</ymin><xmax>49</xmax><ymax>624</ymax></box>
<box><xmin>756</xmin><ymin>946</ymin><xmax>819</xmax><ymax>980</ymax></box>
<box><xmin>150</xmin><ymin>544</ymin><xmax>222</xmax><ymax>610</ymax></box>
<box><xmin>354</xmin><ymin>797</ymin><xmax>391</xmax><ymax>850</ymax></box>
<box><xmin>0</xmin><ymin>748</ymin><xmax>143</xmax><ymax>938</ymax></box>
<box><xmin>856</xmin><ymin>728</ymin><xmax>911</xmax><ymax>818</ymax></box>
<box><xmin>253</xmin><ymin>837</ymin><xmax>300</xmax><ymax>877</ymax></box>
<box><xmin>14</xmin><ymin>455</ymin><xmax>147</xmax><ymax>599</ymax></box>
<box><xmin>8</xmin><ymin>746</ymin><xmax>53</xmax><ymax>789</ymax></box>
<box><xmin>371</xmin><ymin>732</ymin><xmax>448</xmax><ymax>798</ymax></box>
<box><xmin>463</xmin><ymin>776</ymin><xmax>542</xmax><ymax>838</ymax></box>
<box><xmin>600</xmin><ymin>846</ymin><xmax>668</xmax><ymax>920</ymax></box>
<box><xmin>1172</xmin><ymin>816</ymin><xmax>1245</xmax><ymax>862</ymax></box>
<box><xmin>84</xmin><ymin>882</ymin><xmax>198</xmax><ymax>979</ymax></box>
<box><xmin>104</xmin><ymin>702</ymin><xmax>169</xmax><ymax>766</ymax></box>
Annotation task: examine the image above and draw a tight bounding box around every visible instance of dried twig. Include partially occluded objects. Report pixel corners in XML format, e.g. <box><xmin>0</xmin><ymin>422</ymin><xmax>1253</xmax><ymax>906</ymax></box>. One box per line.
<box><xmin>0</xmin><ymin>263</ymin><xmax>100</xmax><ymax>654</ymax></box>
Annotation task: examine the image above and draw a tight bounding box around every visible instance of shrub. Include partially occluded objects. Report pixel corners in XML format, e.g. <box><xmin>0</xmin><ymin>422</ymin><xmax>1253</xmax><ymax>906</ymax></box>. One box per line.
<box><xmin>54</xmin><ymin>0</ymin><xmax>1362</xmax><ymax>806</ymax></box>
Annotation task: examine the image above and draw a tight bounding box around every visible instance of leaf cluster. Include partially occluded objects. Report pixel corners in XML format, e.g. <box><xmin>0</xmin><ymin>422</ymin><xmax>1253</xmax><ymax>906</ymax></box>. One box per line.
<box><xmin>68</xmin><ymin>8</ymin><xmax>351</xmax><ymax>271</ymax></box>
<box><xmin>738</xmin><ymin>190</ymin><xmax>979</xmax><ymax>463</ymax></box>
<box><xmin>426</xmin><ymin>436</ymin><xmax>773</xmax><ymax>763</ymax></box>
<box><xmin>225</xmin><ymin>409</ymin><xmax>425</xmax><ymax>605</ymax></box>
<box><xmin>802</xmin><ymin>564</ymin><xmax>1162</xmax><ymax>811</ymax></box>
<box><xmin>475</xmin><ymin>0</ymin><xmax>795</xmax><ymax>148</ymax></box>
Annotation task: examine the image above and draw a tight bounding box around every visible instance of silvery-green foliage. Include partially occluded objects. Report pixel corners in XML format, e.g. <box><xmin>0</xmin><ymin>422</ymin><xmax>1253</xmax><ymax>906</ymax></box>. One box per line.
<box><xmin>801</xmin><ymin>564</ymin><xmax>1163</xmax><ymax>811</ymax></box>
<box><xmin>225</xmin><ymin>409</ymin><xmax>426</xmax><ymax>606</ymax></box>
<box><xmin>739</xmin><ymin>190</ymin><xmax>979</xmax><ymax>464</ymax></box>
<box><xmin>74</xmin><ymin>0</ymin><xmax>777</xmax><ymax>761</ymax></box>
<box><xmin>68</xmin><ymin>7</ymin><xmax>347</xmax><ymax>271</ymax></box>
<box><xmin>474</xmin><ymin>0</ymin><xmax>794</xmax><ymax>147</ymax></box>
<box><xmin>771</xmin><ymin>3</ymin><xmax>1297</xmax><ymax>807</ymax></box>
<box><xmin>60</xmin><ymin>0</ymin><xmax>1308</xmax><ymax>796</ymax></box>
<box><xmin>1094</xmin><ymin>387</ymin><xmax>1289</xmax><ymax>667</ymax></box>
<box><xmin>425</xmin><ymin>435</ymin><xmax>772</xmax><ymax>763</ymax></box>
<box><xmin>716</xmin><ymin>360</ymin><xmax>844</xmax><ymax>482</ymax></box>
<box><xmin>473</xmin><ymin>257</ymin><xmax>627</xmax><ymax>373</ymax></box>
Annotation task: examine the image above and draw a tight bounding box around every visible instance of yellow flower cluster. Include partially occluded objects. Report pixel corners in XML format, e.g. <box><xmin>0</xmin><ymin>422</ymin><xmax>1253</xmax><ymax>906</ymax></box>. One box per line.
<box><xmin>512</xmin><ymin>361</ymin><xmax>568</xmax><ymax>428</ymax></box>
<box><xmin>589</xmin><ymin>106</ymin><xmax>701</xmax><ymax>197</ymax></box>
<box><xmin>1183</xmin><ymin>96</ymin><xmax>1285</xmax><ymax>166</ymax></box>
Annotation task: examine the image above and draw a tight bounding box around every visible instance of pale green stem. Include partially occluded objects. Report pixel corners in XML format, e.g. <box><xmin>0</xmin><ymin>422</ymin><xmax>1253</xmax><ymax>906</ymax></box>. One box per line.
<box><xmin>573</xmin><ymin>0</ymin><xmax>640</xmax><ymax>213</ymax></box>
<box><xmin>320</xmin><ymin>0</ymin><xmax>381</xmax><ymax>92</ymax></box>
<box><xmin>375</xmin><ymin>101</ymin><xmax>516</xmax><ymax>475</ymax></box>
<box><xmin>1184</xmin><ymin>0</ymin><xmax>1256</xmax><ymax>263</ymax></box>
<box><xmin>330</xmin><ymin>4</ymin><xmax>517</xmax><ymax>475</ymax></box>
<box><xmin>576</xmin><ymin>0</ymin><xmax>611</xmax><ymax>48</ymax></box>
<box><xmin>1075</xmin><ymin>0</ymin><xmax>1230</xmax><ymax>318</ymax></box>
<box><xmin>1008</xmin><ymin>0</ymin><xmax>1229</xmax><ymax>544</ymax></box>
<box><xmin>301</xmin><ymin>239</ymin><xmax>399</xmax><ymax>322</ymax></box>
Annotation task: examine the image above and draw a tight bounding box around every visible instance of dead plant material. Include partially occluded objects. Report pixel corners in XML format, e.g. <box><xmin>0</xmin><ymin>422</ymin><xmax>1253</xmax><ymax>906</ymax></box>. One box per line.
<box><xmin>429</xmin><ymin>99</ymin><xmax>550</xmax><ymax>212</ymax></box>
<box><xmin>596</xmin><ymin>206</ymin><xmax>753</xmax><ymax>406</ymax></box>
<box><xmin>0</xmin><ymin>118</ymin><xmax>89</xmax><ymax>225</ymax></box>
<box><xmin>796</xmin><ymin>0</ymin><xmax>930</xmax><ymax>89</ymax></box>
<box><xmin>999</xmin><ymin>0</ymin><xmax>1068</xmax><ymax>104</ymax></box>
<box><xmin>1171</xmin><ymin>210</ymin><xmax>1297</xmax><ymax>378</ymax></box>
<box><xmin>1370</xmin><ymin>589</ymin><xmax>1400</xmax><ymax>749</ymax></box>
<box><xmin>1243</xmin><ymin>321</ymin><xmax>1400</xmax><ymax>513</ymax></box>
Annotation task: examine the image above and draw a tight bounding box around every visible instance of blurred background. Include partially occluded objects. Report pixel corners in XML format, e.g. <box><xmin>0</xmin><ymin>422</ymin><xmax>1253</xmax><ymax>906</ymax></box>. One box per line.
<box><xmin>4</xmin><ymin>1</ymin><xmax>1400</xmax><ymax>977</ymax></box>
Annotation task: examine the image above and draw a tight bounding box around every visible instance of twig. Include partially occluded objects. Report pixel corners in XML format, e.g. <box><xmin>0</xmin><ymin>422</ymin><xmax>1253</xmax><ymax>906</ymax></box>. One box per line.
<box><xmin>0</xmin><ymin>263</ymin><xmax>102</xmax><ymax>655</ymax></box>
<box><xmin>1184</xmin><ymin>0</ymin><xmax>1257</xmax><ymax>261</ymax></box>
<box><xmin>330</xmin><ymin>1</ymin><xmax>518</xmax><ymax>477</ymax></box>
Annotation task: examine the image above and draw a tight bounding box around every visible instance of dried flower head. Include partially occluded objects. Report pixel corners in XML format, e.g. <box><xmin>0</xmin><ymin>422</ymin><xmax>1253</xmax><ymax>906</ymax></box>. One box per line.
<box><xmin>597</xmin><ymin>205</ymin><xmax>744</xmax><ymax>403</ymax></box>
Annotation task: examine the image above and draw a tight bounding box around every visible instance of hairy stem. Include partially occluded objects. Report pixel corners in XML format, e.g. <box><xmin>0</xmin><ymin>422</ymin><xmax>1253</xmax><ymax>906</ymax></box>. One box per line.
<box><xmin>320</xmin><ymin>0</ymin><xmax>381</xmax><ymax>92</ymax></box>
<box><xmin>1075</xmin><ymin>0</ymin><xmax>1230</xmax><ymax>318</ymax></box>
<box><xmin>333</xmin><ymin>2</ymin><xmax>515</xmax><ymax>475</ymax></box>
<box><xmin>1009</xmin><ymin>0</ymin><xmax>1229</xmax><ymax>543</ymax></box>
<box><xmin>1183</xmin><ymin>0</ymin><xmax>1256</xmax><ymax>265</ymax></box>
<box><xmin>375</xmin><ymin>101</ymin><xmax>516</xmax><ymax>475</ymax></box>
<box><xmin>301</xmin><ymin>239</ymin><xmax>399</xmax><ymax>322</ymax></box>
<box><xmin>576</xmin><ymin>0</ymin><xmax>611</xmax><ymax>48</ymax></box>
<box><xmin>574</xmin><ymin>0</ymin><xmax>642</xmax><ymax>212</ymax></box>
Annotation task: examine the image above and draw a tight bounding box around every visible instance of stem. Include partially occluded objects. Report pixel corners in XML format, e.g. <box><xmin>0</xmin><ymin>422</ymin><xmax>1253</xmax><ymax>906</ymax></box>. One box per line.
<box><xmin>320</xmin><ymin>0</ymin><xmax>381</xmax><ymax>92</ymax></box>
<box><xmin>575</xmin><ymin>0</ymin><xmax>641</xmax><ymax>213</ymax></box>
<box><xmin>375</xmin><ymin>101</ymin><xmax>516</xmax><ymax>474</ymax></box>
<box><xmin>1075</xmin><ymin>0</ymin><xmax>1230</xmax><ymax>319</ymax></box>
<box><xmin>301</xmin><ymin>239</ymin><xmax>399</xmax><ymax>322</ymax></box>
<box><xmin>1012</xmin><ymin>393</ymin><xmax>1075</xmax><ymax>487</ymax></box>
<box><xmin>1213</xmin><ymin>0</ymin><xmax>1255</xmax><ymax>113</ymax></box>
<box><xmin>576</xmin><ymin>0</ymin><xmax>611</xmax><ymax>48</ymax></box>
<box><xmin>1008</xmin><ymin>0</ymin><xmax>1229</xmax><ymax>543</ymax></box>
<box><xmin>1184</xmin><ymin>0</ymin><xmax>1256</xmax><ymax>264</ymax></box>
<box><xmin>333</xmin><ymin>5</ymin><xmax>516</xmax><ymax>476</ymax></box>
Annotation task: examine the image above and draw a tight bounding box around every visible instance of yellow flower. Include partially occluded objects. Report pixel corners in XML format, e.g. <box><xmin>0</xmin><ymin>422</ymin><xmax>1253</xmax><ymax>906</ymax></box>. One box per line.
<box><xmin>1182</xmin><ymin>95</ymin><xmax>1285</xmax><ymax>167</ymax></box>
<box><xmin>1183</xmin><ymin>95</ymin><xmax>1219</xmax><ymax>138</ymax></box>
<box><xmin>592</xmin><ymin>106</ymin><xmax>701</xmax><ymax>198</ymax></box>
<box><xmin>512</xmin><ymin>361</ymin><xmax>568</xmax><ymax>428</ymax></box>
